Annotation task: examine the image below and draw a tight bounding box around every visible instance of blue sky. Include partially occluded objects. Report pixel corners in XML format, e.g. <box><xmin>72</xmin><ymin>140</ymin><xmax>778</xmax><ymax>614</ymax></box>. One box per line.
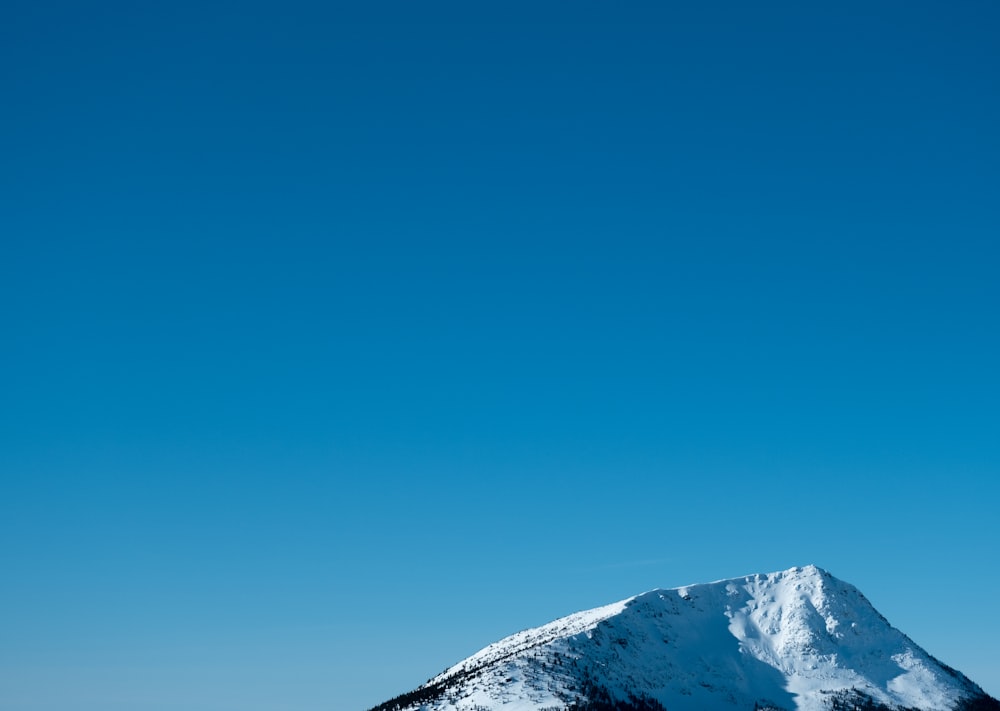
<box><xmin>1</xmin><ymin>2</ymin><xmax>998</xmax><ymax>710</ymax></box>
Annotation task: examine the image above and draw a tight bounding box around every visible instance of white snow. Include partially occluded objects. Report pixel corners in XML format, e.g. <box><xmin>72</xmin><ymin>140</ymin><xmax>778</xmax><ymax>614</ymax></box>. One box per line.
<box><xmin>381</xmin><ymin>565</ymin><xmax>987</xmax><ymax>711</ymax></box>
<box><xmin>428</xmin><ymin>597</ymin><xmax>634</xmax><ymax>687</ymax></box>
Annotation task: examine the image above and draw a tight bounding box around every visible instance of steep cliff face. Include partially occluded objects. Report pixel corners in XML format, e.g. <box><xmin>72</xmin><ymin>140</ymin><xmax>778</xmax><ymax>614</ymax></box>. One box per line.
<box><xmin>367</xmin><ymin>566</ymin><xmax>998</xmax><ymax>711</ymax></box>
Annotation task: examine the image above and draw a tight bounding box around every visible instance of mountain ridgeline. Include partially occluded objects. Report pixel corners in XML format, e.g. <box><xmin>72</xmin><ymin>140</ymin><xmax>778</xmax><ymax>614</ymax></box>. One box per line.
<box><xmin>366</xmin><ymin>566</ymin><xmax>998</xmax><ymax>711</ymax></box>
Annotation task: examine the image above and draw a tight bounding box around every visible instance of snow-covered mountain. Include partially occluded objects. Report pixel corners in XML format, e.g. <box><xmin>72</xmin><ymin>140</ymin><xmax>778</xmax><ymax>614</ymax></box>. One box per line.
<box><xmin>367</xmin><ymin>566</ymin><xmax>997</xmax><ymax>711</ymax></box>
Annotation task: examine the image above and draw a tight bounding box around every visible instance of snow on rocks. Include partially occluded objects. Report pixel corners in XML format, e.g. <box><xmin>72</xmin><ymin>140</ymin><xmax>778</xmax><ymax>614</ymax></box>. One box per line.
<box><xmin>369</xmin><ymin>566</ymin><xmax>992</xmax><ymax>711</ymax></box>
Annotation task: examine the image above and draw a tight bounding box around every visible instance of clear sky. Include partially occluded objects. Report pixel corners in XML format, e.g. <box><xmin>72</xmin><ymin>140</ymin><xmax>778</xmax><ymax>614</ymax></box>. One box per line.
<box><xmin>2</xmin><ymin>2</ymin><xmax>998</xmax><ymax>710</ymax></box>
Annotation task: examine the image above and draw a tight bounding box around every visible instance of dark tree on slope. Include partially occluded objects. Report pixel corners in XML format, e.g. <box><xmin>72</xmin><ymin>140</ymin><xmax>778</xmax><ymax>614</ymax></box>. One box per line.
<box><xmin>563</xmin><ymin>676</ymin><xmax>667</xmax><ymax>711</ymax></box>
<box><xmin>824</xmin><ymin>689</ymin><xmax>920</xmax><ymax>711</ymax></box>
<box><xmin>365</xmin><ymin>671</ymin><xmax>470</xmax><ymax>711</ymax></box>
<box><xmin>954</xmin><ymin>695</ymin><xmax>1000</xmax><ymax>711</ymax></box>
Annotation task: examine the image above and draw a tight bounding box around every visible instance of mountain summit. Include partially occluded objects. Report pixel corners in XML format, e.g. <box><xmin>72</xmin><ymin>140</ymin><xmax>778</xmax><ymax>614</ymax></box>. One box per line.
<box><xmin>368</xmin><ymin>566</ymin><xmax>997</xmax><ymax>711</ymax></box>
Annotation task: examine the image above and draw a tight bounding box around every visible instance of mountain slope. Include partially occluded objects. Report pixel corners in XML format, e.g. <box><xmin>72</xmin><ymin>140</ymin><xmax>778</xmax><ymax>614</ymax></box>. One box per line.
<box><xmin>367</xmin><ymin>566</ymin><xmax>998</xmax><ymax>711</ymax></box>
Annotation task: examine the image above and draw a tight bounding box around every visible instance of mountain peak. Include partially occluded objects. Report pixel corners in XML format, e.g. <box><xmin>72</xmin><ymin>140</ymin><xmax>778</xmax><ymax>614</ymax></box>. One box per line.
<box><xmin>368</xmin><ymin>567</ymin><xmax>997</xmax><ymax>711</ymax></box>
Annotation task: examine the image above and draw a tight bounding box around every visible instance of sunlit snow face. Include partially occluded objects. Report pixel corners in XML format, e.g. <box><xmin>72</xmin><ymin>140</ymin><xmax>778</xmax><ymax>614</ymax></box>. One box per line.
<box><xmin>379</xmin><ymin>567</ymin><xmax>985</xmax><ymax>711</ymax></box>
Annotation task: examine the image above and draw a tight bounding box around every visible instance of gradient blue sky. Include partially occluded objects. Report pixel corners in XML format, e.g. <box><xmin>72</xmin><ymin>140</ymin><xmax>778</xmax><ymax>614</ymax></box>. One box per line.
<box><xmin>2</xmin><ymin>2</ymin><xmax>999</xmax><ymax>710</ymax></box>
